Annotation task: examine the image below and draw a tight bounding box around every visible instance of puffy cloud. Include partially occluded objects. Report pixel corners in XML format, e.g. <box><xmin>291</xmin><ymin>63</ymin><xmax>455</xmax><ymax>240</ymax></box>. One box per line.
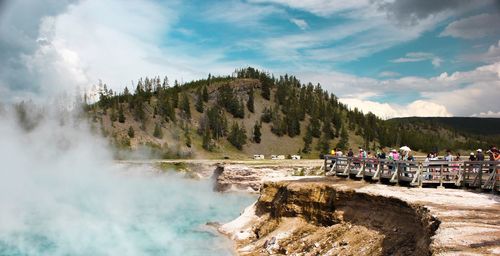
<box><xmin>296</xmin><ymin>61</ymin><xmax>500</xmax><ymax>118</ymax></box>
<box><xmin>339</xmin><ymin>98</ymin><xmax>451</xmax><ymax>119</ymax></box>
<box><xmin>0</xmin><ymin>0</ymin><xmax>79</xmax><ymax>99</ymax></box>
<box><xmin>391</xmin><ymin>52</ymin><xmax>443</xmax><ymax>67</ymax></box>
<box><xmin>0</xmin><ymin>0</ymin><xmax>244</xmax><ymax>100</ymax></box>
<box><xmin>289</xmin><ymin>18</ymin><xmax>309</xmax><ymax>30</ymax></box>
<box><xmin>440</xmin><ymin>13</ymin><xmax>500</xmax><ymax>39</ymax></box>
<box><xmin>472</xmin><ymin>111</ymin><xmax>500</xmax><ymax>118</ymax></box>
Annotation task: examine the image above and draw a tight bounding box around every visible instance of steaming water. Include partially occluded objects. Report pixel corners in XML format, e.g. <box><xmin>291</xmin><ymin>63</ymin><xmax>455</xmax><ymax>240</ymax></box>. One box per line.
<box><xmin>0</xmin><ymin>166</ymin><xmax>256</xmax><ymax>256</ymax></box>
<box><xmin>0</xmin><ymin>108</ymin><xmax>256</xmax><ymax>256</ymax></box>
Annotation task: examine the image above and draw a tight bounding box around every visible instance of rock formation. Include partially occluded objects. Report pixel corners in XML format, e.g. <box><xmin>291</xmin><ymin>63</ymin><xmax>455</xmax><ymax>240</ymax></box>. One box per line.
<box><xmin>220</xmin><ymin>178</ymin><xmax>500</xmax><ymax>255</ymax></box>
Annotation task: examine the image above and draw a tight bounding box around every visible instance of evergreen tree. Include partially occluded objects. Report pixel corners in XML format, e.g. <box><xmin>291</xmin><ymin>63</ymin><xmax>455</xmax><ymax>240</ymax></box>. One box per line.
<box><xmin>202</xmin><ymin>127</ymin><xmax>213</xmax><ymax>151</ymax></box>
<box><xmin>228</xmin><ymin>122</ymin><xmax>247</xmax><ymax>150</ymax></box>
<box><xmin>195</xmin><ymin>87</ymin><xmax>204</xmax><ymax>113</ymax></box>
<box><xmin>236</xmin><ymin>99</ymin><xmax>245</xmax><ymax>118</ymax></box>
<box><xmin>118</xmin><ymin>105</ymin><xmax>126</xmax><ymax>123</ymax></box>
<box><xmin>261</xmin><ymin>107</ymin><xmax>272</xmax><ymax>123</ymax></box>
<box><xmin>184</xmin><ymin>127</ymin><xmax>192</xmax><ymax>148</ymax></box>
<box><xmin>336</xmin><ymin>127</ymin><xmax>349</xmax><ymax>150</ymax></box>
<box><xmin>260</xmin><ymin>74</ymin><xmax>271</xmax><ymax>100</ymax></box>
<box><xmin>253</xmin><ymin>121</ymin><xmax>261</xmax><ymax>143</ymax></box>
<box><xmin>153</xmin><ymin>123</ymin><xmax>163</xmax><ymax>138</ymax></box>
<box><xmin>310</xmin><ymin>118</ymin><xmax>321</xmax><ymax>138</ymax></box>
<box><xmin>202</xmin><ymin>85</ymin><xmax>209</xmax><ymax>102</ymax></box>
<box><xmin>302</xmin><ymin>125</ymin><xmax>313</xmax><ymax>153</ymax></box>
<box><xmin>128</xmin><ymin>126</ymin><xmax>135</xmax><ymax>138</ymax></box>
<box><xmin>109</xmin><ymin>108</ymin><xmax>117</xmax><ymax>123</ymax></box>
<box><xmin>271</xmin><ymin>109</ymin><xmax>286</xmax><ymax>136</ymax></box>
<box><xmin>317</xmin><ymin>132</ymin><xmax>330</xmax><ymax>155</ymax></box>
<box><xmin>247</xmin><ymin>87</ymin><xmax>255</xmax><ymax>113</ymax></box>
<box><xmin>207</xmin><ymin>106</ymin><xmax>227</xmax><ymax>139</ymax></box>
<box><xmin>180</xmin><ymin>93</ymin><xmax>191</xmax><ymax>119</ymax></box>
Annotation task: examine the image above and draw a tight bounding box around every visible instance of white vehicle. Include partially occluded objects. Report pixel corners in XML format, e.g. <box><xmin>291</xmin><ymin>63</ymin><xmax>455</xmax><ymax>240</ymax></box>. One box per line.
<box><xmin>291</xmin><ymin>155</ymin><xmax>301</xmax><ymax>160</ymax></box>
<box><xmin>271</xmin><ymin>155</ymin><xmax>285</xmax><ymax>160</ymax></box>
<box><xmin>253</xmin><ymin>154</ymin><xmax>265</xmax><ymax>160</ymax></box>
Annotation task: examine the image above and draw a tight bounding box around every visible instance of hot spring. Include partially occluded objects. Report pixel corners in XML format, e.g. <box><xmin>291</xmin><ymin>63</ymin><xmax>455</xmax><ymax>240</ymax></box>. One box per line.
<box><xmin>0</xmin><ymin>107</ymin><xmax>256</xmax><ymax>256</ymax></box>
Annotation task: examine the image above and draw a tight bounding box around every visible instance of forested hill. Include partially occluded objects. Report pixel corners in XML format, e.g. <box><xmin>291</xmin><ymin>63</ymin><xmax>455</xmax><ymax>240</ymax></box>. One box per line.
<box><xmin>86</xmin><ymin>67</ymin><xmax>499</xmax><ymax>159</ymax></box>
<box><xmin>388</xmin><ymin>117</ymin><xmax>500</xmax><ymax>136</ymax></box>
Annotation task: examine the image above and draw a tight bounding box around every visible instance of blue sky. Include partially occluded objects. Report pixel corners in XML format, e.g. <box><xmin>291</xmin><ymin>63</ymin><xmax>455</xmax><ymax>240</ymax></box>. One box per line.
<box><xmin>0</xmin><ymin>0</ymin><xmax>499</xmax><ymax>118</ymax></box>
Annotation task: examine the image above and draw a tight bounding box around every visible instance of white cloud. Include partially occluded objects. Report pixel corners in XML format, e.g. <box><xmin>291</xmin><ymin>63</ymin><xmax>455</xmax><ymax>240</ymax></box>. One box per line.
<box><xmin>391</xmin><ymin>52</ymin><xmax>443</xmax><ymax>67</ymax></box>
<box><xmin>295</xmin><ymin>60</ymin><xmax>500</xmax><ymax>118</ymax></box>
<box><xmin>472</xmin><ymin>111</ymin><xmax>500</xmax><ymax>118</ymax></box>
<box><xmin>339</xmin><ymin>98</ymin><xmax>451</xmax><ymax>119</ymax></box>
<box><xmin>1</xmin><ymin>0</ymin><xmax>249</xmax><ymax>99</ymax></box>
<box><xmin>378</xmin><ymin>71</ymin><xmax>400</xmax><ymax>78</ymax></box>
<box><xmin>248</xmin><ymin>0</ymin><xmax>370</xmax><ymax>17</ymax></box>
<box><xmin>440</xmin><ymin>13</ymin><xmax>500</xmax><ymax>39</ymax></box>
<box><xmin>289</xmin><ymin>18</ymin><xmax>309</xmax><ymax>30</ymax></box>
<box><xmin>204</xmin><ymin>0</ymin><xmax>282</xmax><ymax>27</ymax></box>
<box><xmin>464</xmin><ymin>40</ymin><xmax>500</xmax><ymax>64</ymax></box>
<box><xmin>246</xmin><ymin>0</ymin><xmax>463</xmax><ymax>65</ymax></box>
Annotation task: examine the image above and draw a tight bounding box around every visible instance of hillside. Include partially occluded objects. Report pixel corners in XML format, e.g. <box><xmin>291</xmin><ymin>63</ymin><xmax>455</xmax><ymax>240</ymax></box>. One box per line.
<box><xmin>86</xmin><ymin>68</ymin><xmax>499</xmax><ymax>159</ymax></box>
<box><xmin>388</xmin><ymin>117</ymin><xmax>500</xmax><ymax>136</ymax></box>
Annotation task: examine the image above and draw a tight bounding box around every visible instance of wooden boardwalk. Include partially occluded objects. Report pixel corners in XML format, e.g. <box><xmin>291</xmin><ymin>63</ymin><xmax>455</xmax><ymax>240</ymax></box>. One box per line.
<box><xmin>324</xmin><ymin>155</ymin><xmax>500</xmax><ymax>192</ymax></box>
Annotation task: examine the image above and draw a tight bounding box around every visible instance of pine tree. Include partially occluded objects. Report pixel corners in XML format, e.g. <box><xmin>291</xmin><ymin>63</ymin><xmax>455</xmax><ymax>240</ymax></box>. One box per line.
<box><xmin>302</xmin><ymin>125</ymin><xmax>313</xmax><ymax>153</ymax></box>
<box><xmin>202</xmin><ymin>127</ymin><xmax>213</xmax><ymax>151</ymax></box>
<box><xmin>128</xmin><ymin>126</ymin><xmax>135</xmax><ymax>138</ymax></box>
<box><xmin>195</xmin><ymin>87</ymin><xmax>204</xmax><ymax>113</ymax></box>
<box><xmin>260</xmin><ymin>75</ymin><xmax>271</xmax><ymax>100</ymax></box>
<box><xmin>184</xmin><ymin>127</ymin><xmax>192</xmax><ymax>148</ymax></box>
<box><xmin>180</xmin><ymin>93</ymin><xmax>191</xmax><ymax>119</ymax></box>
<box><xmin>247</xmin><ymin>87</ymin><xmax>255</xmax><ymax>113</ymax></box>
<box><xmin>228</xmin><ymin>122</ymin><xmax>247</xmax><ymax>150</ymax></box>
<box><xmin>202</xmin><ymin>85</ymin><xmax>209</xmax><ymax>102</ymax></box>
<box><xmin>261</xmin><ymin>107</ymin><xmax>272</xmax><ymax>123</ymax></box>
<box><xmin>153</xmin><ymin>123</ymin><xmax>163</xmax><ymax>138</ymax></box>
<box><xmin>310</xmin><ymin>118</ymin><xmax>321</xmax><ymax>138</ymax></box>
<box><xmin>336</xmin><ymin>127</ymin><xmax>349</xmax><ymax>150</ymax></box>
<box><xmin>118</xmin><ymin>105</ymin><xmax>125</xmax><ymax>124</ymax></box>
<box><xmin>253</xmin><ymin>121</ymin><xmax>261</xmax><ymax>143</ymax></box>
<box><xmin>317</xmin><ymin>133</ymin><xmax>330</xmax><ymax>155</ymax></box>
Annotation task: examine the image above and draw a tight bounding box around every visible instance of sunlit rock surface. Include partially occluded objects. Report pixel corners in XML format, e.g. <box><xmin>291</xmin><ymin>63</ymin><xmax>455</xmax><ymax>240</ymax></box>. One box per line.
<box><xmin>220</xmin><ymin>178</ymin><xmax>500</xmax><ymax>256</ymax></box>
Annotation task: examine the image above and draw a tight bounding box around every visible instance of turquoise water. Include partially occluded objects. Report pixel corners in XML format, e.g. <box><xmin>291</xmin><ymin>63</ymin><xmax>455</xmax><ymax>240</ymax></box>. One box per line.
<box><xmin>0</xmin><ymin>169</ymin><xmax>256</xmax><ymax>256</ymax></box>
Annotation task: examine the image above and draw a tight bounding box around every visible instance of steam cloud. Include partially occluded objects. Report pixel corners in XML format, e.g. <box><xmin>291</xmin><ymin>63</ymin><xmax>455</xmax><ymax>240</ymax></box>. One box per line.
<box><xmin>0</xmin><ymin>104</ymin><xmax>254</xmax><ymax>255</ymax></box>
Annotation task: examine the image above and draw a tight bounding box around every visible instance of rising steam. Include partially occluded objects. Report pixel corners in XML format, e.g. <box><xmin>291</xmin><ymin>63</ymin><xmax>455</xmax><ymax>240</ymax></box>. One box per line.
<box><xmin>0</xmin><ymin>103</ymin><xmax>254</xmax><ymax>256</ymax></box>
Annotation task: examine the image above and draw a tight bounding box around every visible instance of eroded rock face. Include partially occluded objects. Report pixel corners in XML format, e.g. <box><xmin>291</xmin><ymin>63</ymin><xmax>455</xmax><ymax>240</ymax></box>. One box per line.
<box><xmin>212</xmin><ymin>164</ymin><xmax>323</xmax><ymax>193</ymax></box>
<box><xmin>221</xmin><ymin>180</ymin><xmax>440</xmax><ymax>256</ymax></box>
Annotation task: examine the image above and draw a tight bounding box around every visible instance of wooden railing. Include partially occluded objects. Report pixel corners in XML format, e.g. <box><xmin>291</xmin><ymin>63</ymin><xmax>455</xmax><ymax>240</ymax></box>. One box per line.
<box><xmin>324</xmin><ymin>155</ymin><xmax>499</xmax><ymax>192</ymax></box>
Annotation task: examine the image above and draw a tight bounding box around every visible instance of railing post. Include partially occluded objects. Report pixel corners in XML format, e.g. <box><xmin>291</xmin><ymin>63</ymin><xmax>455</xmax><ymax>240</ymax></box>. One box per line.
<box><xmin>478</xmin><ymin>163</ymin><xmax>483</xmax><ymax>190</ymax></box>
<box><xmin>438</xmin><ymin>163</ymin><xmax>444</xmax><ymax>189</ymax></box>
<box><xmin>324</xmin><ymin>155</ymin><xmax>328</xmax><ymax>175</ymax></box>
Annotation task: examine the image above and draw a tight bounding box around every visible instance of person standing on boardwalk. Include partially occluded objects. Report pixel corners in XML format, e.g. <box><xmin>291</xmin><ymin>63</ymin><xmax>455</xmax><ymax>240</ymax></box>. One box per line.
<box><xmin>477</xmin><ymin>149</ymin><xmax>485</xmax><ymax>161</ymax></box>
<box><xmin>469</xmin><ymin>152</ymin><xmax>475</xmax><ymax>161</ymax></box>
<box><xmin>445</xmin><ymin>150</ymin><xmax>453</xmax><ymax>162</ymax></box>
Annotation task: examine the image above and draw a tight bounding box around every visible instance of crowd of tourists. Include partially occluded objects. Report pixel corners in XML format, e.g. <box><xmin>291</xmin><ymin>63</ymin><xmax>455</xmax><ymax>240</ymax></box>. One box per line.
<box><xmin>329</xmin><ymin>146</ymin><xmax>500</xmax><ymax>162</ymax></box>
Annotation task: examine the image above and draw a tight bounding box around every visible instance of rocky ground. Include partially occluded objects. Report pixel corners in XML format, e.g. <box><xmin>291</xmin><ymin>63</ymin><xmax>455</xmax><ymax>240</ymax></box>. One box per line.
<box><xmin>217</xmin><ymin>177</ymin><xmax>499</xmax><ymax>256</ymax></box>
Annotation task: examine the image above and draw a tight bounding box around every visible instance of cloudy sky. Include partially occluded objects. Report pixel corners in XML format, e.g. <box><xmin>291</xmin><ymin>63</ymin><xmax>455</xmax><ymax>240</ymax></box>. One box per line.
<box><xmin>0</xmin><ymin>0</ymin><xmax>499</xmax><ymax>118</ymax></box>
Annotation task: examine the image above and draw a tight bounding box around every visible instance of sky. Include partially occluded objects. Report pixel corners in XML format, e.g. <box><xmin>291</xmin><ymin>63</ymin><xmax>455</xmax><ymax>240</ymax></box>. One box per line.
<box><xmin>0</xmin><ymin>0</ymin><xmax>499</xmax><ymax>118</ymax></box>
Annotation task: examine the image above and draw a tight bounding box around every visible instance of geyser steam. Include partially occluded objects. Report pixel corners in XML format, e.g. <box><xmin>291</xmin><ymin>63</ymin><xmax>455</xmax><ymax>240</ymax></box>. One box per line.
<box><xmin>0</xmin><ymin>104</ymin><xmax>255</xmax><ymax>256</ymax></box>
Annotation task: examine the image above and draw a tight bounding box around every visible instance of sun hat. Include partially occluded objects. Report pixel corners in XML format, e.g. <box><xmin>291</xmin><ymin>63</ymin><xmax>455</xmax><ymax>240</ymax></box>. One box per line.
<box><xmin>477</xmin><ymin>149</ymin><xmax>482</xmax><ymax>152</ymax></box>
<box><xmin>470</xmin><ymin>152</ymin><xmax>474</xmax><ymax>155</ymax></box>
